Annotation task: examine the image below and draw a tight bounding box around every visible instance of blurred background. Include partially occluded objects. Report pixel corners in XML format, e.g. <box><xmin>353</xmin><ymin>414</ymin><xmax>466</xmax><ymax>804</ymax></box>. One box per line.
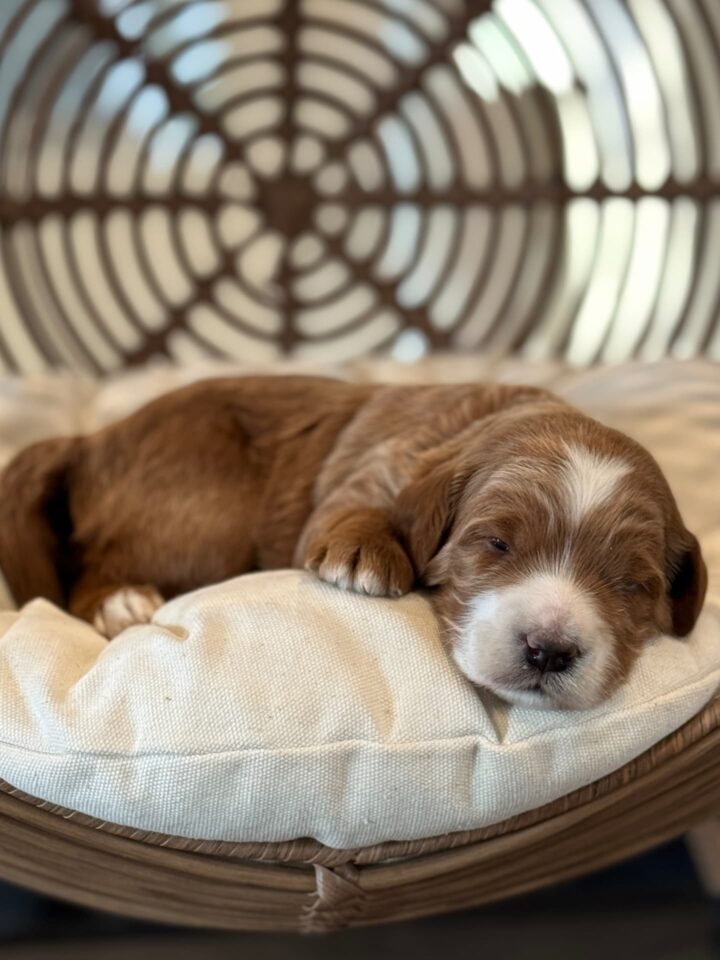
<box><xmin>0</xmin><ymin>0</ymin><xmax>718</xmax><ymax>374</ymax></box>
<box><xmin>1</xmin><ymin>0</ymin><xmax>719</xmax><ymax>955</ymax></box>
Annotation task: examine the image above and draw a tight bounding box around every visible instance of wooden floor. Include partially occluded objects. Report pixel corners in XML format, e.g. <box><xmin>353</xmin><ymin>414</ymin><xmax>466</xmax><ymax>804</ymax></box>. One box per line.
<box><xmin>1</xmin><ymin>841</ymin><xmax>718</xmax><ymax>960</ymax></box>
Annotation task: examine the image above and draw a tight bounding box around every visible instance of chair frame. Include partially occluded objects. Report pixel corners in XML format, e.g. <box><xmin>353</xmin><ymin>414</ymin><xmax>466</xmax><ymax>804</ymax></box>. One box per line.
<box><xmin>1</xmin><ymin>695</ymin><xmax>718</xmax><ymax>933</ymax></box>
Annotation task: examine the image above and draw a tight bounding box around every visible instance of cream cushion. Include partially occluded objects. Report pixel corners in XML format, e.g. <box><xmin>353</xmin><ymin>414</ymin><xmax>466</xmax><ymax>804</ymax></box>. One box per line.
<box><xmin>0</xmin><ymin>358</ymin><xmax>718</xmax><ymax>848</ymax></box>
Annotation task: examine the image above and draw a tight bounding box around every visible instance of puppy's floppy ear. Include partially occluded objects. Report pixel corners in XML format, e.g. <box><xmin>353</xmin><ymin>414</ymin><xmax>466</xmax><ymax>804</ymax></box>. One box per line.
<box><xmin>392</xmin><ymin>460</ymin><xmax>469</xmax><ymax>582</ymax></box>
<box><xmin>668</xmin><ymin>531</ymin><xmax>707</xmax><ymax>637</ymax></box>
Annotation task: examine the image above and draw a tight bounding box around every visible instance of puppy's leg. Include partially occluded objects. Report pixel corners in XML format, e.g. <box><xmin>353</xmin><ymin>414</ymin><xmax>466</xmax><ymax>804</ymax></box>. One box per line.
<box><xmin>70</xmin><ymin>582</ymin><xmax>164</xmax><ymax>639</ymax></box>
<box><xmin>298</xmin><ymin>506</ymin><xmax>414</xmax><ymax>598</ymax></box>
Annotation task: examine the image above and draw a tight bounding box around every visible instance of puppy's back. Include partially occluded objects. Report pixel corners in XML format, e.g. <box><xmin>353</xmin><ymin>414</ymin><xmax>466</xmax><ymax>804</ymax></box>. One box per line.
<box><xmin>0</xmin><ymin>375</ymin><xmax>375</xmax><ymax>609</ymax></box>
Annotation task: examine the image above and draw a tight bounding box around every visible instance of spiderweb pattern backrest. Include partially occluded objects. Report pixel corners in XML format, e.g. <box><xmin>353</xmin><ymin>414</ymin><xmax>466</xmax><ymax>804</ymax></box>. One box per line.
<box><xmin>0</xmin><ymin>0</ymin><xmax>718</xmax><ymax>374</ymax></box>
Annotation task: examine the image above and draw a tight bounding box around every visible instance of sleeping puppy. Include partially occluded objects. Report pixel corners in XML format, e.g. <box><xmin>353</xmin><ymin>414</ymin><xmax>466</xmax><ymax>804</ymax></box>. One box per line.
<box><xmin>0</xmin><ymin>375</ymin><xmax>706</xmax><ymax>709</ymax></box>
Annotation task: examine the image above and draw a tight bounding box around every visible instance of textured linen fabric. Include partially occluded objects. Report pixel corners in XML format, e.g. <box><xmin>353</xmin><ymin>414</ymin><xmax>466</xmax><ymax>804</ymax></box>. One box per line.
<box><xmin>0</xmin><ymin>358</ymin><xmax>718</xmax><ymax>848</ymax></box>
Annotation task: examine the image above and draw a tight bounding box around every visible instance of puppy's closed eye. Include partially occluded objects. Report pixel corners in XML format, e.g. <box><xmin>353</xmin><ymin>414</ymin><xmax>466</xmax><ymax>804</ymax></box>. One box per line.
<box><xmin>488</xmin><ymin>537</ymin><xmax>510</xmax><ymax>555</ymax></box>
<box><xmin>618</xmin><ymin>578</ymin><xmax>653</xmax><ymax>596</ymax></box>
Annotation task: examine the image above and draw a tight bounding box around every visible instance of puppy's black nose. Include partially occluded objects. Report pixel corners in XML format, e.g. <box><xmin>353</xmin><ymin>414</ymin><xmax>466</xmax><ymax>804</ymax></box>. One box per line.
<box><xmin>523</xmin><ymin>631</ymin><xmax>578</xmax><ymax>674</ymax></box>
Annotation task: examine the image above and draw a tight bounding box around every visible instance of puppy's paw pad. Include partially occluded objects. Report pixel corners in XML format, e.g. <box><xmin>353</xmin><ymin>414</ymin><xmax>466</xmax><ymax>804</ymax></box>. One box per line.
<box><xmin>93</xmin><ymin>587</ymin><xmax>164</xmax><ymax>639</ymax></box>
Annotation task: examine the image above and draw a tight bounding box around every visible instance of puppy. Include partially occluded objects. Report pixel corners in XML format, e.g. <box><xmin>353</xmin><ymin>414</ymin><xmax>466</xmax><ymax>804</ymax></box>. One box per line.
<box><xmin>0</xmin><ymin>375</ymin><xmax>706</xmax><ymax>709</ymax></box>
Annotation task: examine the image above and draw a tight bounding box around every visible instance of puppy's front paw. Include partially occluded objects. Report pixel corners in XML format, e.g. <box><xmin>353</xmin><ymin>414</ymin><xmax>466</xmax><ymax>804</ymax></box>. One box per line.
<box><xmin>93</xmin><ymin>586</ymin><xmax>164</xmax><ymax>639</ymax></box>
<box><xmin>304</xmin><ymin>534</ymin><xmax>414</xmax><ymax>598</ymax></box>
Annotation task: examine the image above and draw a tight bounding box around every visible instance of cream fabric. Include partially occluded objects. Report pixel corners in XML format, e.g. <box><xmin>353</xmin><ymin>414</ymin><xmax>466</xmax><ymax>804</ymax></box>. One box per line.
<box><xmin>0</xmin><ymin>358</ymin><xmax>718</xmax><ymax>848</ymax></box>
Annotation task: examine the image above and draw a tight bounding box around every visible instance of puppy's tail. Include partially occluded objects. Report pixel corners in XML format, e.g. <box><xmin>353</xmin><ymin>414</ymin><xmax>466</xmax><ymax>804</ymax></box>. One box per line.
<box><xmin>0</xmin><ymin>437</ymin><xmax>79</xmax><ymax>607</ymax></box>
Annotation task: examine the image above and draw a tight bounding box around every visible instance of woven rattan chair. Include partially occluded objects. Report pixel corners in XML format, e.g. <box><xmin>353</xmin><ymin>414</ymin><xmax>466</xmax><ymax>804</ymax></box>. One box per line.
<box><xmin>0</xmin><ymin>700</ymin><xmax>719</xmax><ymax>933</ymax></box>
<box><xmin>0</xmin><ymin>0</ymin><xmax>719</xmax><ymax>933</ymax></box>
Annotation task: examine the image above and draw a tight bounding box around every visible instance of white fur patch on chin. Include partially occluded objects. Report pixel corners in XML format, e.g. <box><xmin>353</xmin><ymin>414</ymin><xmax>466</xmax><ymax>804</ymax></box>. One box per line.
<box><xmin>488</xmin><ymin>686</ymin><xmax>553</xmax><ymax>710</ymax></box>
<box><xmin>562</xmin><ymin>443</ymin><xmax>630</xmax><ymax>523</ymax></box>
<box><xmin>452</xmin><ymin>573</ymin><xmax>616</xmax><ymax>709</ymax></box>
<box><xmin>93</xmin><ymin>587</ymin><xmax>164</xmax><ymax>639</ymax></box>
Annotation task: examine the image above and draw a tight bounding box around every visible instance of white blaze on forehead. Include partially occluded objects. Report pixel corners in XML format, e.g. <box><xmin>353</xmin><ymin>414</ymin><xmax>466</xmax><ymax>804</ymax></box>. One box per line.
<box><xmin>562</xmin><ymin>443</ymin><xmax>630</xmax><ymax>523</ymax></box>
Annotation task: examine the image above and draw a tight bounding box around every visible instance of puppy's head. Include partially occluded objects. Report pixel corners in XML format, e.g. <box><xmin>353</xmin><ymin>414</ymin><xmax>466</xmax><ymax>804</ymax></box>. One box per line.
<box><xmin>395</xmin><ymin>406</ymin><xmax>707</xmax><ymax>710</ymax></box>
